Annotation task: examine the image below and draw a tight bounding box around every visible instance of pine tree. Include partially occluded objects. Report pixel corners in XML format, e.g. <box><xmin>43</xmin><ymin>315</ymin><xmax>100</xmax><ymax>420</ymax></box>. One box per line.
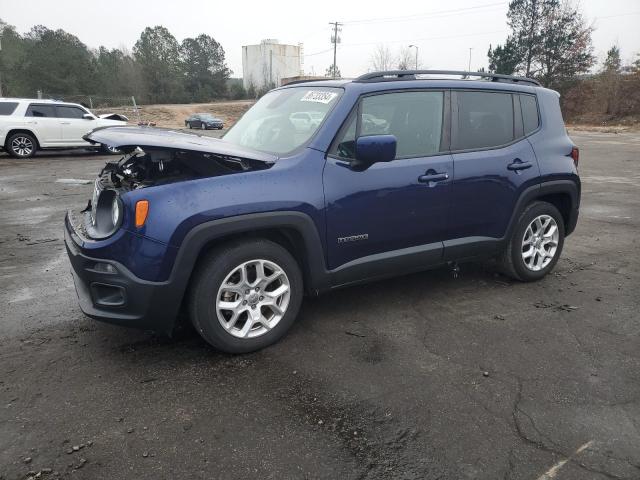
<box><xmin>487</xmin><ymin>0</ymin><xmax>594</xmax><ymax>87</ymax></box>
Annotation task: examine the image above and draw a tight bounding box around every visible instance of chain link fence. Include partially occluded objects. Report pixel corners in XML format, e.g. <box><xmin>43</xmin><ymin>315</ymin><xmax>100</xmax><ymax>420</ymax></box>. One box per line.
<box><xmin>39</xmin><ymin>92</ymin><xmax>142</xmax><ymax>123</ymax></box>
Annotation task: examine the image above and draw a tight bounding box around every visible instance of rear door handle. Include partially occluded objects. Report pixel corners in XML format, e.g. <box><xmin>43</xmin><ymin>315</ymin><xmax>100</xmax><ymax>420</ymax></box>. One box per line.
<box><xmin>60</xmin><ymin>122</ymin><xmax>71</xmax><ymax>125</ymax></box>
<box><xmin>418</xmin><ymin>171</ymin><xmax>449</xmax><ymax>183</ymax></box>
<box><xmin>507</xmin><ymin>159</ymin><xmax>532</xmax><ymax>171</ymax></box>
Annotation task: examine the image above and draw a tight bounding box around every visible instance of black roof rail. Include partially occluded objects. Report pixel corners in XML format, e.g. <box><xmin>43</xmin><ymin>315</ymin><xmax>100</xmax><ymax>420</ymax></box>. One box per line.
<box><xmin>354</xmin><ymin>70</ymin><xmax>541</xmax><ymax>87</ymax></box>
<box><xmin>282</xmin><ymin>78</ymin><xmax>336</xmax><ymax>86</ymax></box>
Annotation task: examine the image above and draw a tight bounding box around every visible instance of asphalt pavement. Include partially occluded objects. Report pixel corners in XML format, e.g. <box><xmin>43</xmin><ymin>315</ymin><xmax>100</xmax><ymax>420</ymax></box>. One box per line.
<box><xmin>0</xmin><ymin>131</ymin><xmax>639</xmax><ymax>479</ymax></box>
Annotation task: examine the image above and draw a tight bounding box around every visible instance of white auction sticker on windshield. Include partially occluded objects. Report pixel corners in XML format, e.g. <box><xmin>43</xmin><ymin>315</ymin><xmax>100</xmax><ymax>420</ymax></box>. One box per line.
<box><xmin>300</xmin><ymin>91</ymin><xmax>338</xmax><ymax>104</ymax></box>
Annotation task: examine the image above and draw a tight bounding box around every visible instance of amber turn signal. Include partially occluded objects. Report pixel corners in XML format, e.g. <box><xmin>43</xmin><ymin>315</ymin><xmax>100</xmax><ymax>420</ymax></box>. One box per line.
<box><xmin>135</xmin><ymin>200</ymin><xmax>149</xmax><ymax>228</ymax></box>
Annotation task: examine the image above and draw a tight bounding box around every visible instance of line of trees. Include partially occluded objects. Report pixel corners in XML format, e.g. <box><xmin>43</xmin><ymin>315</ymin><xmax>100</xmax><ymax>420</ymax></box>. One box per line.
<box><xmin>0</xmin><ymin>19</ymin><xmax>238</xmax><ymax>105</ymax></box>
<box><xmin>562</xmin><ymin>46</ymin><xmax>640</xmax><ymax>123</ymax></box>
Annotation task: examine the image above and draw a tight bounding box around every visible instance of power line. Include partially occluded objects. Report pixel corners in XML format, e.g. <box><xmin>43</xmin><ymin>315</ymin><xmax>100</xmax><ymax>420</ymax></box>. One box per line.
<box><xmin>593</xmin><ymin>11</ymin><xmax>640</xmax><ymax>20</ymax></box>
<box><xmin>342</xmin><ymin>2</ymin><xmax>506</xmax><ymax>25</ymax></box>
<box><xmin>304</xmin><ymin>47</ymin><xmax>334</xmax><ymax>57</ymax></box>
<box><xmin>340</xmin><ymin>29</ymin><xmax>505</xmax><ymax>48</ymax></box>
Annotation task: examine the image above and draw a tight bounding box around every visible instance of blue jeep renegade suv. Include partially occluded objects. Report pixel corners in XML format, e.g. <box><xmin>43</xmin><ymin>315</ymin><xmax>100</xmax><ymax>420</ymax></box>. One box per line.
<box><xmin>65</xmin><ymin>70</ymin><xmax>580</xmax><ymax>353</ymax></box>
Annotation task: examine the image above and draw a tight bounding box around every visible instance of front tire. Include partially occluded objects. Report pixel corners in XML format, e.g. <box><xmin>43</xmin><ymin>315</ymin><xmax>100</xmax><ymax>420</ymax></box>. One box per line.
<box><xmin>500</xmin><ymin>201</ymin><xmax>565</xmax><ymax>281</ymax></box>
<box><xmin>6</xmin><ymin>132</ymin><xmax>37</xmax><ymax>158</ymax></box>
<box><xmin>189</xmin><ymin>239</ymin><xmax>303</xmax><ymax>353</ymax></box>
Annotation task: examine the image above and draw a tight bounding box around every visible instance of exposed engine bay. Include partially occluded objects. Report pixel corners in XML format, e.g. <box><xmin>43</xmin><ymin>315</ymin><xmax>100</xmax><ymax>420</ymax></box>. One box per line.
<box><xmin>98</xmin><ymin>146</ymin><xmax>274</xmax><ymax>192</ymax></box>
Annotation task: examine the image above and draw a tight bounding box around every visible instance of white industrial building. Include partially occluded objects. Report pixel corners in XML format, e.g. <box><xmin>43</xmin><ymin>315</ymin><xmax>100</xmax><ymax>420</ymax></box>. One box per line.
<box><xmin>242</xmin><ymin>39</ymin><xmax>303</xmax><ymax>90</ymax></box>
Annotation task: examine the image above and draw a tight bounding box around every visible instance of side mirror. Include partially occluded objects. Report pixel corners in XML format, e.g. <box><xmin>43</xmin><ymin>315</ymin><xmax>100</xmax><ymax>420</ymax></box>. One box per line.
<box><xmin>352</xmin><ymin>134</ymin><xmax>397</xmax><ymax>171</ymax></box>
<box><xmin>83</xmin><ymin>113</ymin><xmax>94</xmax><ymax>120</ymax></box>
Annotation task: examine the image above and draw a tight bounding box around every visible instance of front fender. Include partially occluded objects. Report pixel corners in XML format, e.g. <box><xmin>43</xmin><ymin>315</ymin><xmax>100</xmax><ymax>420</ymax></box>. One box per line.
<box><xmin>164</xmin><ymin>211</ymin><xmax>330</xmax><ymax>301</ymax></box>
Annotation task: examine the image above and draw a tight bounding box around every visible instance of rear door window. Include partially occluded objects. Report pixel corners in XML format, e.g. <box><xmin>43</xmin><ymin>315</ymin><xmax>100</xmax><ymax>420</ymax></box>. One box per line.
<box><xmin>0</xmin><ymin>102</ymin><xmax>19</xmax><ymax>115</ymax></box>
<box><xmin>453</xmin><ymin>91</ymin><xmax>514</xmax><ymax>150</ymax></box>
<box><xmin>56</xmin><ymin>105</ymin><xmax>87</xmax><ymax>119</ymax></box>
<box><xmin>26</xmin><ymin>104</ymin><xmax>57</xmax><ymax>118</ymax></box>
<box><xmin>520</xmin><ymin>94</ymin><xmax>540</xmax><ymax>134</ymax></box>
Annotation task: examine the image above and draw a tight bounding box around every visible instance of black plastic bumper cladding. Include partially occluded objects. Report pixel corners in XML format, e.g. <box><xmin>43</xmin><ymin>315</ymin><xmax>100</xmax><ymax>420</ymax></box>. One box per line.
<box><xmin>64</xmin><ymin>215</ymin><xmax>183</xmax><ymax>334</ymax></box>
<box><xmin>64</xmin><ymin>210</ymin><xmax>330</xmax><ymax>335</ymax></box>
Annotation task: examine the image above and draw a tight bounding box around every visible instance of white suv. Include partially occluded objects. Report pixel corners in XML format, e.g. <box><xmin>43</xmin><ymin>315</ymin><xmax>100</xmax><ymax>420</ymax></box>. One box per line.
<box><xmin>0</xmin><ymin>98</ymin><xmax>128</xmax><ymax>158</ymax></box>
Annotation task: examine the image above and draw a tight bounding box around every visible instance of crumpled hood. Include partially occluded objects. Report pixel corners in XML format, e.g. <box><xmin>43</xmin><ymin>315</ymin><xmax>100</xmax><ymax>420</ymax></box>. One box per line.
<box><xmin>84</xmin><ymin>126</ymin><xmax>278</xmax><ymax>164</ymax></box>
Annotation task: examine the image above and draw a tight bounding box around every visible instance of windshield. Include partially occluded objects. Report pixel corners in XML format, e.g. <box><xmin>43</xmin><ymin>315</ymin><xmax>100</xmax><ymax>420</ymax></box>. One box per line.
<box><xmin>223</xmin><ymin>87</ymin><xmax>342</xmax><ymax>155</ymax></box>
<box><xmin>199</xmin><ymin>114</ymin><xmax>217</xmax><ymax>120</ymax></box>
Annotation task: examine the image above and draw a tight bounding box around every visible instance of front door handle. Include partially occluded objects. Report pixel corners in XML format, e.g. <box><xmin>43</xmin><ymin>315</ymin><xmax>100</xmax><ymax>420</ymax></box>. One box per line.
<box><xmin>60</xmin><ymin>121</ymin><xmax>71</xmax><ymax>125</ymax></box>
<box><xmin>507</xmin><ymin>159</ymin><xmax>532</xmax><ymax>171</ymax></box>
<box><xmin>418</xmin><ymin>170</ymin><xmax>449</xmax><ymax>184</ymax></box>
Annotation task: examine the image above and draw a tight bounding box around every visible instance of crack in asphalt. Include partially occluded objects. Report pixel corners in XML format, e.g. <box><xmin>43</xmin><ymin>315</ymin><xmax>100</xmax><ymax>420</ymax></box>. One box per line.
<box><xmin>512</xmin><ymin>378</ymin><xmax>639</xmax><ymax>480</ymax></box>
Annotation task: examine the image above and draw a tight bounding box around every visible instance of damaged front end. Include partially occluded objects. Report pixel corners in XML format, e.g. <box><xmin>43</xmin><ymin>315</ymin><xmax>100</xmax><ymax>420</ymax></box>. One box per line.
<box><xmin>77</xmin><ymin>126</ymin><xmax>278</xmax><ymax>240</ymax></box>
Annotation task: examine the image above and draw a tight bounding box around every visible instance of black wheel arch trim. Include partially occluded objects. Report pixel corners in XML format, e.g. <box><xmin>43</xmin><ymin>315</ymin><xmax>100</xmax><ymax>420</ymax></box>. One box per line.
<box><xmin>443</xmin><ymin>179</ymin><xmax>580</xmax><ymax>260</ymax></box>
<box><xmin>169</xmin><ymin>179</ymin><xmax>579</xmax><ymax>302</ymax></box>
<box><xmin>168</xmin><ymin>211</ymin><xmax>331</xmax><ymax>299</ymax></box>
<box><xmin>66</xmin><ymin>179</ymin><xmax>580</xmax><ymax>335</ymax></box>
<box><xmin>6</xmin><ymin>129</ymin><xmax>41</xmax><ymax>149</ymax></box>
<box><xmin>521</xmin><ymin>179</ymin><xmax>579</xmax><ymax>234</ymax></box>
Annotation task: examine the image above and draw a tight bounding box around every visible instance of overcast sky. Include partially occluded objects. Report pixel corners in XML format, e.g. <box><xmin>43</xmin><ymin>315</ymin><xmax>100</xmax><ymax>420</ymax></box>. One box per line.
<box><xmin>1</xmin><ymin>0</ymin><xmax>639</xmax><ymax>78</ymax></box>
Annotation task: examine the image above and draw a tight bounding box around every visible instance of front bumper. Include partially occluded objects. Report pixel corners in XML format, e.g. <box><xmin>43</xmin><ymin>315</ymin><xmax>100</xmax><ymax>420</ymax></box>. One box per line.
<box><xmin>64</xmin><ymin>213</ymin><xmax>182</xmax><ymax>334</ymax></box>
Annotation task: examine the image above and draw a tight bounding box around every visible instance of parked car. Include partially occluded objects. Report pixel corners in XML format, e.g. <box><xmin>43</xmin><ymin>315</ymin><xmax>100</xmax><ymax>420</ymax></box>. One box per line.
<box><xmin>185</xmin><ymin>113</ymin><xmax>224</xmax><ymax>130</ymax></box>
<box><xmin>289</xmin><ymin>111</ymin><xmax>323</xmax><ymax>132</ymax></box>
<box><xmin>65</xmin><ymin>70</ymin><xmax>580</xmax><ymax>353</ymax></box>
<box><xmin>0</xmin><ymin>98</ymin><xmax>127</xmax><ymax>157</ymax></box>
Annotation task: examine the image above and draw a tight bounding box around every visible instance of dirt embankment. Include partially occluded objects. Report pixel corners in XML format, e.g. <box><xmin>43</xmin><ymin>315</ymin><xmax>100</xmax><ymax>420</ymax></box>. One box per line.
<box><xmin>95</xmin><ymin>100</ymin><xmax>254</xmax><ymax>129</ymax></box>
<box><xmin>95</xmin><ymin>99</ymin><xmax>639</xmax><ymax>133</ymax></box>
<box><xmin>566</xmin><ymin>114</ymin><xmax>640</xmax><ymax>133</ymax></box>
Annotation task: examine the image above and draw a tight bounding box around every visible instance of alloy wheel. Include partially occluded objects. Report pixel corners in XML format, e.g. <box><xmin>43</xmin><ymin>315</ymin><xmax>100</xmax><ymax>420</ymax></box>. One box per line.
<box><xmin>11</xmin><ymin>136</ymin><xmax>34</xmax><ymax>157</ymax></box>
<box><xmin>216</xmin><ymin>259</ymin><xmax>291</xmax><ymax>339</ymax></box>
<box><xmin>521</xmin><ymin>214</ymin><xmax>559</xmax><ymax>271</ymax></box>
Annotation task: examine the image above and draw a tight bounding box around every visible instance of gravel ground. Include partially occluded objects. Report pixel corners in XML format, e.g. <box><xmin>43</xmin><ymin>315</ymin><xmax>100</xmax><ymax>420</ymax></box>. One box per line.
<box><xmin>0</xmin><ymin>131</ymin><xmax>639</xmax><ymax>480</ymax></box>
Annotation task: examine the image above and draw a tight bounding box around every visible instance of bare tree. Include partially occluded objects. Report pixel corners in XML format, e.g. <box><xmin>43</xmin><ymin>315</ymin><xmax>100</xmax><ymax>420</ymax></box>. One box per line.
<box><xmin>325</xmin><ymin>65</ymin><xmax>341</xmax><ymax>78</ymax></box>
<box><xmin>397</xmin><ymin>47</ymin><xmax>414</xmax><ymax>70</ymax></box>
<box><xmin>369</xmin><ymin>44</ymin><xmax>396</xmax><ymax>71</ymax></box>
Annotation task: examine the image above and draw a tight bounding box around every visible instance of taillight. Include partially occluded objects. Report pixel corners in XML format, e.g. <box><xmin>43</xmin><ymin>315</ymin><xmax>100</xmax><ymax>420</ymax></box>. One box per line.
<box><xmin>570</xmin><ymin>147</ymin><xmax>579</xmax><ymax>168</ymax></box>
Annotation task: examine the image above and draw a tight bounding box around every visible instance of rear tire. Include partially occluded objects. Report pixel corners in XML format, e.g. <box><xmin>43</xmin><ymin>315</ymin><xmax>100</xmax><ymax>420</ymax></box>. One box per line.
<box><xmin>101</xmin><ymin>144</ymin><xmax>121</xmax><ymax>155</ymax></box>
<box><xmin>499</xmin><ymin>201</ymin><xmax>565</xmax><ymax>281</ymax></box>
<box><xmin>6</xmin><ymin>132</ymin><xmax>37</xmax><ymax>158</ymax></box>
<box><xmin>188</xmin><ymin>239</ymin><xmax>303</xmax><ymax>353</ymax></box>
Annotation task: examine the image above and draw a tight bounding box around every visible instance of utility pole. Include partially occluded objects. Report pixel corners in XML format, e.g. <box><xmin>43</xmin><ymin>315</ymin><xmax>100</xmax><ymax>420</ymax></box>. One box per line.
<box><xmin>409</xmin><ymin>44</ymin><xmax>419</xmax><ymax>70</ymax></box>
<box><xmin>468</xmin><ymin>48</ymin><xmax>473</xmax><ymax>72</ymax></box>
<box><xmin>329</xmin><ymin>21</ymin><xmax>342</xmax><ymax>78</ymax></box>
<box><xmin>0</xmin><ymin>30</ymin><xmax>3</xmax><ymax>97</ymax></box>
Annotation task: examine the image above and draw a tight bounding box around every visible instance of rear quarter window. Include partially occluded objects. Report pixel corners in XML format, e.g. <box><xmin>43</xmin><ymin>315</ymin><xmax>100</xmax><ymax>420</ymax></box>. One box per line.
<box><xmin>520</xmin><ymin>94</ymin><xmax>540</xmax><ymax>134</ymax></box>
<box><xmin>0</xmin><ymin>102</ymin><xmax>19</xmax><ymax>115</ymax></box>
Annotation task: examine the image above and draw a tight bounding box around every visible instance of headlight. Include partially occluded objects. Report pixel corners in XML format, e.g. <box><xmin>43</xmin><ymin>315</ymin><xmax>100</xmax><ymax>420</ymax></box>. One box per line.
<box><xmin>111</xmin><ymin>196</ymin><xmax>121</xmax><ymax>226</ymax></box>
<box><xmin>91</xmin><ymin>181</ymin><xmax>100</xmax><ymax>225</ymax></box>
<box><xmin>86</xmin><ymin>189</ymin><xmax>122</xmax><ymax>239</ymax></box>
